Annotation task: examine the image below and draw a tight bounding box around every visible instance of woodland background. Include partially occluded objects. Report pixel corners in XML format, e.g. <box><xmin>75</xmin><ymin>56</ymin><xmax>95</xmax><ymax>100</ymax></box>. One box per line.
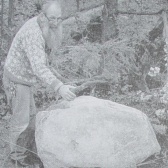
<box><xmin>1</xmin><ymin>0</ymin><xmax>168</xmax><ymax>167</ymax></box>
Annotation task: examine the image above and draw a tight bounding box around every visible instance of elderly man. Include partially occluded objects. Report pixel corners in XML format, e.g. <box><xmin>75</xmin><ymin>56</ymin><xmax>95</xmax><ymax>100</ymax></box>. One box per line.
<box><xmin>3</xmin><ymin>1</ymin><xmax>76</xmax><ymax>166</ymax></box>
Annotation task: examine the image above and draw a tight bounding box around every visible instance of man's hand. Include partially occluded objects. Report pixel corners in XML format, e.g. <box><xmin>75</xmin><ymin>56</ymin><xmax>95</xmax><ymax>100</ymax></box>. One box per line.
<box><xmin>58</xmin><ymin>85</ymin><xmax>76</xmax><ymax>101</ymax></box>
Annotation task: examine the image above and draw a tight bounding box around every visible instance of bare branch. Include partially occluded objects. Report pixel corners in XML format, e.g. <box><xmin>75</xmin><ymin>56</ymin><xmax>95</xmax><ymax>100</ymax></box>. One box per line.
<box><xmin>70</xmin><ymin>80</ymin><xmax>110</xmax><ymax>95</ymax></box>
<box><xmin>117</xmin><ymin>9</ymin><xmax>164</xmax><ymax>16</ymax></box>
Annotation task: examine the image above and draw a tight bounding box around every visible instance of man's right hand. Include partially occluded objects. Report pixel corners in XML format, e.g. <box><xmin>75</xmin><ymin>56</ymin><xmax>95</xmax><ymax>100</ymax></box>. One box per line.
<box><xmin>58</xmin><ymin>85</ymin><xmax>76</xmax><ymax>101</ymax></box>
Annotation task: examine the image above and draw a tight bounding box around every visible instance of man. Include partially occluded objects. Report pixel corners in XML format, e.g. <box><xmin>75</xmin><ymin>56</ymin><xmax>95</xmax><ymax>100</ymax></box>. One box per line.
<box><xmin>3</xmin><ymin>1</ymin><xmax>76</xmax><ymax>166</ymax></box>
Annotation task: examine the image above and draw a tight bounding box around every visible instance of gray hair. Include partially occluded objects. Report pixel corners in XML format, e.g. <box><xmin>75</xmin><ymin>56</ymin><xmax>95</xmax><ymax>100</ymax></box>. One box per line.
<box><xmin>42</xmin><ymin>1</ymin><xmax>61</xmax><ymax>14</ymax></box>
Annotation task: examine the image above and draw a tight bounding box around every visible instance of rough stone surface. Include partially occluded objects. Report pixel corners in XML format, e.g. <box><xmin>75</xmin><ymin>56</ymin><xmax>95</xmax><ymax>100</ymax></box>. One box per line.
<box><xmin>35</xmin><ymin>96</ymin><xmax>160</xmax><ymax>168</ymax></box>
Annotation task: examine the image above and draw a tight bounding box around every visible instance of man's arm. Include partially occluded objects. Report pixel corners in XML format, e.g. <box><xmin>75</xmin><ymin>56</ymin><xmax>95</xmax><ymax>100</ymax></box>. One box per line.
<box><xmin>24</xmin><ymin>33</ymin><xmax>63</xmax><ymax>91</ymax></box>
<box><xmin>24</xmin><ymin>31</ymin><xmax>76</xmax><ymax>100</ymax></box>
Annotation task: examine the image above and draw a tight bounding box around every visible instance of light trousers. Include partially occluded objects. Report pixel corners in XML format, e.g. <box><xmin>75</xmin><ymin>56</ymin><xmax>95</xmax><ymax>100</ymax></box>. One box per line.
<box><xmin>3</xmin><ymin>75</ymin><xmax>36</xmax><ymax>152</ymax></box>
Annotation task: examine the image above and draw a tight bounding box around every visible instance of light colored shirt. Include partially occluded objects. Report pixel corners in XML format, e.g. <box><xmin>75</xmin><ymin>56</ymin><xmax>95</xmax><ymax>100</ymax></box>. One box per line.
<box><xmin>4</xmin><ymin>16</ymin><xmax>63</xmax><ymax>91</ymax></box>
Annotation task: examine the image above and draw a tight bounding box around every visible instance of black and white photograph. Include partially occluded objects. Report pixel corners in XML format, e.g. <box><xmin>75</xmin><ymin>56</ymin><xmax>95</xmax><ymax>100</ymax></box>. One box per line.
<box><xmin>0</xmin><ymin>0</ymin><xmax>167</xmax><ymax>167</ymax></box>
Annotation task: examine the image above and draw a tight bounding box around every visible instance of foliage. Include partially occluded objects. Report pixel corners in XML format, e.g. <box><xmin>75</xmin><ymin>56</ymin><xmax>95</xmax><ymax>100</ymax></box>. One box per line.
<box><xmin>57</xmin><ymin>43</ymin><xmax>102</xmax><ymax>78</ymax></box>
<box><xmin>1</xmin><ymin>1</ymin><xmax>168</xmax><ymax>167</ymax></box>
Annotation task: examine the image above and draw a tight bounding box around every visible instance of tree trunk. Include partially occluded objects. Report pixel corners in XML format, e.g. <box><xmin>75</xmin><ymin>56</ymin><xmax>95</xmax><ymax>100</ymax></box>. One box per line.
<box><xmin>1</xmin><ymin>0</ymin><xmax>4</xmax><ymax>39</ymax></box>
<box><xmin>8</xmin><ymin>0</ymin><xmax>14</xmax><ymax>48</ymax></box>
<box><xmin>76</xmin><ymin>0</ymin><xmax>80</xmax><ymax>12</ymax></box>
<box><xmin>101</xmin><ymin>0</ymin><xmax>118</xmax><ymax>42</ymax></box>
<box><xmin>162</xmin><ymin>10</ymin><xmax>168</xmax><ymax>81</ymax></box>
<box><xmin>8</xmin><ymin>0</ymin><xmax>14</xmax><ymax>28</ymax></box>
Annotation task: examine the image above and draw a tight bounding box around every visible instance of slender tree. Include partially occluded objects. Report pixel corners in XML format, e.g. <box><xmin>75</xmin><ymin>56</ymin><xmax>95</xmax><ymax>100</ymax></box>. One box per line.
<box><xmin>8</xmin><ymin>0</ymin><xmax>15</xmax><ymax>48</ymax></box>
<box><xmin>162</xmin><ymin>10</ymin><xmax>168</xmax><ymax>80</ymax></box>
<box><xmin>8</xmin><ymin>0</ymin><xmax>14</xmax><ymax>28</ymax></box>
<box><xmin>102</xmin><ymin>0</ymin><xmax>118</xmax><ymax>42</ymax></box>
<box><xmin>1</xmin><ymin>0</ymin><xmax>4</xmax><ymax>39</ymax></box>
<box><xmin>76</xmin><ymin>0</ymin><xmax>80</xmax><ymax>12</ymax></box>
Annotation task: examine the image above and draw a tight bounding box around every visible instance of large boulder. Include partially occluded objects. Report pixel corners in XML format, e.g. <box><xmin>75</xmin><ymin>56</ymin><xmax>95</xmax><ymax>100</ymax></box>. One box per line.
<box><xmin>35</xmin><ymin>96</ymin><xmax>160</xmax><ymax>168</ymax></box>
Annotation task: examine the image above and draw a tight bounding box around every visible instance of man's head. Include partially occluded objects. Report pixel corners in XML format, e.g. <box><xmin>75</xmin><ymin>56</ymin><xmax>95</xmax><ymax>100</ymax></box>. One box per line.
<box><xmin>42</xmin><ymin>1</ymin><xmax>62</xmax><ymax>28</ymax></box>
<box><xmin>38</xmin><ymin>1</ymin><xmax>63</xmax><ymax>51</ymax></box>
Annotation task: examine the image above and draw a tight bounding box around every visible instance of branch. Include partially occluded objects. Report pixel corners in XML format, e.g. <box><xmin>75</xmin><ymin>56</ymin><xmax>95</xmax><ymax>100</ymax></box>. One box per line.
<box><xmin>117</xmin><ymin>9</ymin><xmax>164</xmax><ymax>16</ymax></box>
<box><xmin>65</xmin><ymin>75</ymin><xmax>111</xmax><ymax>85</ymax></box>
<box><xmin>70</xmin><ymin>80</ymin><xmax>110</xmax><ymax>95</ymax></box>
<box><xmin>77</xmin><ymin>4</ymin><xmax>164</xmax><ymax>17</ymax></box>
<box><xmin>63</xmin><ymin>4</ymin><xmax>164</xmax><ymax>22</ymax></box>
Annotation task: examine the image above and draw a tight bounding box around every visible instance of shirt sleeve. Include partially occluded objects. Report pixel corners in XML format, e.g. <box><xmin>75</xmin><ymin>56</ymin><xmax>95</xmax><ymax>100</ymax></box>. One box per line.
<box><xmin>24</xmin><ymin>30</ymin><xmax>63</xmax><ymax>91</ymax></box>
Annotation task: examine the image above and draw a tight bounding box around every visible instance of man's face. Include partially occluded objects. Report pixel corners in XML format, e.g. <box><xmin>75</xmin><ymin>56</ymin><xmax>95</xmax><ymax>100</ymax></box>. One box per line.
<box><xmin>45</xmin><ymin>4</ymin><xmax>62</xmax><ymax>29</ymax></box>
<box><xmin>40</xmin><ymin>3</ymin><xmax>63</xmax><ymax>51</ymax></box>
